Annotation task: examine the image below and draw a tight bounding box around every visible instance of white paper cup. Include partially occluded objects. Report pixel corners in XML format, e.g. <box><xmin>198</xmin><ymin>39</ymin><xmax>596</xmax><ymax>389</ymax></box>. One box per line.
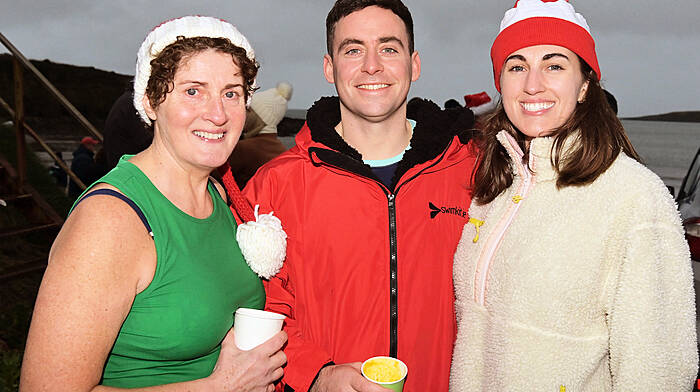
<box><xmin>233</xmin><ymin>308</ymin><xmax>286</xmax><ymax>351</ymax></box>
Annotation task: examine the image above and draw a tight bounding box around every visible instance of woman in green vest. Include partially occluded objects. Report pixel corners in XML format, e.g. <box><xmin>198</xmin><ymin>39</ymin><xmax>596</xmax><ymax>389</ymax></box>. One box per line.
<box><xmin>20</xmin><ymin>16</ymin><xmax>287</xmax><ymax>391</ymax></box>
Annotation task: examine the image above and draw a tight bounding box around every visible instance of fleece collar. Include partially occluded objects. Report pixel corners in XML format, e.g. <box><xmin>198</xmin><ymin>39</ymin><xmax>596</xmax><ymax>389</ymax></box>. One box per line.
<box><xmin>497</xmin><ymin>130</ymin><xmax>581</xmax><ymax>183</ymax></box>
<box><xmin>304</xmin><ymin>96</ymin><xmax>473</xmax><ymax>190</ymax></box>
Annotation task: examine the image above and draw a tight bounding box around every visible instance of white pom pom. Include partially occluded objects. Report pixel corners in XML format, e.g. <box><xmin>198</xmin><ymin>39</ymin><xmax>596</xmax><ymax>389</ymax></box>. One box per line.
<box><xmin>276</xmin><ymin>82</ymin><xmax>293</xmax><ymax>101</ymax></box>
<box><xmin>236</xmin><ymin>205</ymin><xmax>287</xmax><ymax>279</ymax></box>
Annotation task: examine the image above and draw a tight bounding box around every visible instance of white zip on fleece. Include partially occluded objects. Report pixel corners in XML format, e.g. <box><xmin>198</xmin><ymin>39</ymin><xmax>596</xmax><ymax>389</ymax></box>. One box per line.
<box><xmin>473</xmin><ymin>136</ymin><xmax>536</xmax><ymax>306</ymax></box>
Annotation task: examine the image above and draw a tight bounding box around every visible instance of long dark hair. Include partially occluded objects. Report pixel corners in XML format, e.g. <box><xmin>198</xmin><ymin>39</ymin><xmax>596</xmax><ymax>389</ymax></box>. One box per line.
<box><xmin>472</xmin><ymin>59</ymin><xmax>641</xmax><ymax>204</ymax></box>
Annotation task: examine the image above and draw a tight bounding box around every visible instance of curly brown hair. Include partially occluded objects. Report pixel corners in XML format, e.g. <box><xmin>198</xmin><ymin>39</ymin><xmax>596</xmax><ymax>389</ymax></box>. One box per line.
<box><xmin>145</xmin><ymin>36</ymin><xmax>259</xmax><ymax>111</ymax></box>
<box><xmin>472</xmin><ymin>58</ymin><xmax>641</xmax><ymax>204</ymax></box>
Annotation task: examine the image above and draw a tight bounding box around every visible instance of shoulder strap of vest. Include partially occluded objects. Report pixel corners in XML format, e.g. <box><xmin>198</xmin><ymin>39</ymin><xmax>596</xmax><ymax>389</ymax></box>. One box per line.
<box><xmin>75</xmin><ymin>189</ymin><xmax>154</xmax><ymax>238</ymax></box>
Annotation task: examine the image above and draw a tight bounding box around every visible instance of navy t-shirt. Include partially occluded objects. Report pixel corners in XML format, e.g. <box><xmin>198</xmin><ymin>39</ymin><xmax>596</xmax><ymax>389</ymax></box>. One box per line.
<box><xmin>369</xmin><ymin>161</ymin><xmax>400</xmax><ymax>189</ymax></box>
<box><xmin>363</xmin><ymin>120</ymin><xmax>415</xmax><ymax>189</ymax></box>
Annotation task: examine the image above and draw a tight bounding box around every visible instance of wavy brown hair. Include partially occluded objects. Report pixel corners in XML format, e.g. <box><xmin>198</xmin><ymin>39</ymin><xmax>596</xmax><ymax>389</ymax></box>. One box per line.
<box><xmin>146</xmin><ymin>36</ymin><xmax>259</xmax><ymax>111</ymax></box>
<box><xmin>472</xmin><ymin>59</ymin><xmax>641</xmax><ymax>205</ymax></box>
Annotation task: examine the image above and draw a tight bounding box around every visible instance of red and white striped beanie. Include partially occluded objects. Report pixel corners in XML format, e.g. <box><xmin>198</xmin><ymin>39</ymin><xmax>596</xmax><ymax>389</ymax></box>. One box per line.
<box><xmin>490</xmin><ymin>0</ymin><xmax>600</xmax><ymax>92</ymax></box>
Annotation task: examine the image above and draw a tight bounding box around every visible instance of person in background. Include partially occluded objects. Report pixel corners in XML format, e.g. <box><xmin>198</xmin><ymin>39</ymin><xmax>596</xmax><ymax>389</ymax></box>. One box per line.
<box><xmin>227</xmin><ymin>81</ymin><xmax>292</xmax><ymax>189</ymax></box>
<box><xmin>603</xmin><ymin>88</ymin><xmax>618</xmax><ymax>115</ymax></box>
<box><xmin>443</xmin><ymin>98</ymin><xmax>476</xmax><ymax>137</ymax></box>
<box><xmin>102</xmin><ymin>88</ymin><xmax>153</xmax><ymax>170</ymax></box>
<box><xmin>450</xmin><ymin>1</ymin><xmax>698</xmax><ymax>390</ymax></box>
<box><xmin>68</xmin><ymin>136</ymin><xmax>105</xmax><ymax>198</ymax></box>
<box><xmin>20</xmin><ymin>15</ymin><xmax>287</xmax><ymax>391</ymax></box>
<box><xmin>443</xmin><ymin>98</ymin><xmax>461</xmax><ymax>109</ymax></box>
<box><xmin>239</xmin><ymin>0</ymin><xmax>478</xmax><ymax>390</ymax></box>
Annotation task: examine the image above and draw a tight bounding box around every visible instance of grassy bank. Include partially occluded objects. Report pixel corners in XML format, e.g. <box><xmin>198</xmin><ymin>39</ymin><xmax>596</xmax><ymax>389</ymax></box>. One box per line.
<box><xmin>624</xmin><ymin>110</ymin><xmax>700</xmax><ymax>123</ymax></box>
<box><xmin>0</xmin><ymin>120</ymin><xmax>72</xmax><ymax>390</ymax></box>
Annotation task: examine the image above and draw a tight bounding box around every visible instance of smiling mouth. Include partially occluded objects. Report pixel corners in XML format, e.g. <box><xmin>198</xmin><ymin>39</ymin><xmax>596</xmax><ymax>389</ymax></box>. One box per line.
<box><xmin>521</xmin><ymin>102</ymin><xmax>554</xmax><ymax>112</ymax></box>
<box><xmin>193</xmin><ymin>130</ymin><xmax>226</xmax><ymax>140</ymax></box>
<box><xmin>357</xmin><ymin>83</ymin><xmax>390</xmax><ymax>90</ymax></box>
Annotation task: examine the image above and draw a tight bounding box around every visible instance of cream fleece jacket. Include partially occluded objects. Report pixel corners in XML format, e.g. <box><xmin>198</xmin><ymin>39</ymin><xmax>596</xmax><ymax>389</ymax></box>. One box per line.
<box><xmin>450</xmin><ymin>131</ymin><xmax>698</xmax><ymax>391</ymax></box>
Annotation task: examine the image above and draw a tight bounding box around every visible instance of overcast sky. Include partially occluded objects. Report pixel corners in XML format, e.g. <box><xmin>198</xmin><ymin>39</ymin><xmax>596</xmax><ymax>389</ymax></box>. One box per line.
<box><xmin>2</xmin><ymin>0</ymin><xmax>699</xmax><ymax>117</ymax></box>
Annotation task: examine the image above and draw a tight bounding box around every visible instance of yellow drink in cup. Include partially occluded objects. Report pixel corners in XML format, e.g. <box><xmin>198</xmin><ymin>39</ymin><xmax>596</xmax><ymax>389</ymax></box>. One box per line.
<box><xmin>361</xmin><ymin>356</ymin><xmax>408</xmax><ymax>391</ymax></box>
<box><xmin>363</xmin><ymin>357</ymin><xmax>402</xmax><ymax>382</ymax></box>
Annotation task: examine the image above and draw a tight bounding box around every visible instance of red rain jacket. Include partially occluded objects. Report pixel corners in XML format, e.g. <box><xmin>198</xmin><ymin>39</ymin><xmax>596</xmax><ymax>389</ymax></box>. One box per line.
<box><xmin>242</xmin><ymin>97</ymin><xmax>477</xmax><ymax>391</ymax></box>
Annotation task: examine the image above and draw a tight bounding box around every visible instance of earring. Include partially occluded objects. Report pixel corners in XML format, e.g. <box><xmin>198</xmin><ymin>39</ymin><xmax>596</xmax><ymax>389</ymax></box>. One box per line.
<box><xmin>578</xmin><ymin>81</ymin><xmax>589</xmax><ymax>104</ymax></box>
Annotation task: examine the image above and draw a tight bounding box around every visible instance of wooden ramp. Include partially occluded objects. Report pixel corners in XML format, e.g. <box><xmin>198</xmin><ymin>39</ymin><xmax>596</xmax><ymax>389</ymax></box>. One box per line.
<box><xmin>0</xmin><ymin>154</ymin><xmax>63</xmax><ymax>282</ymax></box>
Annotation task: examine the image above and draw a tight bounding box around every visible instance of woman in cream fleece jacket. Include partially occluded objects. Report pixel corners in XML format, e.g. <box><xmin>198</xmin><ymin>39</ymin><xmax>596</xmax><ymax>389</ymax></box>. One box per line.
<box><xmin>451</xmin><ymin>1</ymin><xmax>697</xmax><ymax>391</ymax></box>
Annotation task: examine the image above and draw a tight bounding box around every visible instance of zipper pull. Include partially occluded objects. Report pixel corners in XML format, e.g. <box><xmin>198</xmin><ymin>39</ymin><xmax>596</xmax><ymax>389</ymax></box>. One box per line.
<box><xmin>469</xmin><ymin>218</ymin><xmax>484</xmax><ymax>243</ymax></box>
<box><xmin>512</xmin><ymin>195</ymin><xmax>523</xmax><ymax>204</ymax></box>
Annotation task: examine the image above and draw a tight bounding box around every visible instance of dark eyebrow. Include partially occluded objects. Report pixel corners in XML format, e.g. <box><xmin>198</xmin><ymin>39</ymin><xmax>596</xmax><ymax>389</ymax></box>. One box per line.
<box><xmin>378</xmin><ymin>36</ymin><xmax>405</xmax><ymax>49</ymax></box>
<box><xmin>337</xmin><ymin>38</ymin><xmax>364</xmax><ymax>53</ymax></box>
<box><xmin>543</xmin><ymin>52</ymin><xmax>570</xmax><ymax>61</ymax></box>
<box><xmin>504</xmin><ymin>54</ymin><xmax>526</xmax><ymax>63</ymax></box>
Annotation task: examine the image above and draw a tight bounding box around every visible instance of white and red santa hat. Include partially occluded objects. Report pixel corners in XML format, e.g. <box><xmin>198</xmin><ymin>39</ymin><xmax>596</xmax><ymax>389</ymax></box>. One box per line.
<box><xmin>490</xmin><ymin>0</ymin><xmax>600</xmax><ymax>92</ymax></box>
<box><xmin>134</xmin><ymin>16</ymin><xmax>256</xmax><ymax>125</ymax></box>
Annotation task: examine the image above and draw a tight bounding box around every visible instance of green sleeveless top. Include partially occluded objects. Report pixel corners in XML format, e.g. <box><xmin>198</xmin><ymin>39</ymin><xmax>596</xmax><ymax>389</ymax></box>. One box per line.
<box><xmin>79</xmin><ymin>155</ymin><xmax>265</xmax><ymax>388</ymax></box>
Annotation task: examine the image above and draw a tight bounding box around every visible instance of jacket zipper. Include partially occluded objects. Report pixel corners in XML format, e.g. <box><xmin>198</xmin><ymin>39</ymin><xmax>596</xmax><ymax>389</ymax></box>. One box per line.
<box><xmin>473</xmin><ymin>142</ymin><xmax>535</xmax><ymax>306</ymax></box>
<box><xmin>386</xmin><ymin>139</ymin><xmax>453</xmax><ymax>358</ymax></box>
<box><xmin>311</xmin><ymin>139</ymin><xmax>454</xmax><ymax>358</ymax></box>
<box><xmin>387</xmin><ymin>193</ymin><xmax>398</xmax><ymax>358</ymax></box>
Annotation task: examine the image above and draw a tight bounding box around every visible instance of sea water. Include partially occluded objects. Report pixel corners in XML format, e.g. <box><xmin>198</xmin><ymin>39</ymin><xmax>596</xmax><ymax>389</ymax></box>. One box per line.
<box><xmin>280</xmin><ymin>119</ymin><xmax>700</xmax><ymax>191</ymax></box>
<box><xmin>622</xmin><ymin>119</ymin><xmax>700</xmax><ymax>192</ymax></box>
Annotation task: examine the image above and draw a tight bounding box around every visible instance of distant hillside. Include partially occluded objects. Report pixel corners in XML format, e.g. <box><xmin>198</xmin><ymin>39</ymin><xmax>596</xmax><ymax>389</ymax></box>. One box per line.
<box><xmin>0</xmin><ymin>53</ymin><xmax>132</xmax><ymax>130</ymax></box>
<box><xmin>624</xmin><ymin>111</ymin><xmax>700</xmax><ymax>123</ymax></box>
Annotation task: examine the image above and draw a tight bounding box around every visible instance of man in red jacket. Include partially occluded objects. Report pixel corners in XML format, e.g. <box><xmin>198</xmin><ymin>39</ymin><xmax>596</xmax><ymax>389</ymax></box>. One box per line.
<box><xmin>243</xmin><ymin>1</ymin><xmax>477</xmax><ymax>390</ymax></box>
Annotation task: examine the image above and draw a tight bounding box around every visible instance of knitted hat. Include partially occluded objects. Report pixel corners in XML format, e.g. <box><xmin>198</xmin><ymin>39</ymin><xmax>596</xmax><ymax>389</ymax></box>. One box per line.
<box><xmin>133</xmin><ymin>16</ymin><xmax>256</xmax><ymax>125</ymax></box>
<box><xmin>250</xmin><ymin>82</ymin><xmax>293</xmax><ymax>135</ymax></box>
<box><xmin>491</xmin><ymin>0</ymin><xmax>600</xmax><ymax>92</ymax></box>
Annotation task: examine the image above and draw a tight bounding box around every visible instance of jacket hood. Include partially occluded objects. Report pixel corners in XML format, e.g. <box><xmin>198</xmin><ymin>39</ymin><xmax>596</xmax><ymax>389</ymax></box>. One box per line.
<box><xmin>295</xmin><ymin>96</ymin><xmax>474</xmax><ymax>190</ymax></box>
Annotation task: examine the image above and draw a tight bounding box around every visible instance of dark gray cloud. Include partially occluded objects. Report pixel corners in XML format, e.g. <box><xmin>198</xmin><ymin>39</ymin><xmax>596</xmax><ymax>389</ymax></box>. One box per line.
<box><xmin>2</xmin><ymin>0</ymin><xmax>699</xmax><ymax>116</ymax></box>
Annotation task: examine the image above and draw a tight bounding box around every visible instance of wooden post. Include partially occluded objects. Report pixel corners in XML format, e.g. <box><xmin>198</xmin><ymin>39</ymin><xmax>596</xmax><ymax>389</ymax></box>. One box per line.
<box><xmin>0</xmin><ymin>97</ymin><xmax>87</xmax><ymax>191</ymax></box>
<box><xmin>0</xmin><ymin>33</ymin><xmax>102</xmax><ymax>141</ymax></box>
<box><xmin>13</xmin><ymin>56</ymin><xmax>26</xmax><ymax>190</ymax></box>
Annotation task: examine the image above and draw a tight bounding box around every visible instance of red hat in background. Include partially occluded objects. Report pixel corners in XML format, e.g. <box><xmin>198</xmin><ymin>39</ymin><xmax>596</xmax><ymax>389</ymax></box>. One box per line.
<box><xmin>490</xmin><ymin>0</ymin><xmax>600</xmax><ymax>92</ymax></box>
<box><xmin>464</xmin><ymin>92</ymin><xmax>491</xmax><ymax>108</ymax></box>
<box><xmin>81</xmin><ymin>136</ymin><xmax>100</xmax><ymax>146</ymax></box>
<box><xmin>464</xmin><ymin>91</ymin><xmax>497</xmax><ymax>116</ymax></box>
